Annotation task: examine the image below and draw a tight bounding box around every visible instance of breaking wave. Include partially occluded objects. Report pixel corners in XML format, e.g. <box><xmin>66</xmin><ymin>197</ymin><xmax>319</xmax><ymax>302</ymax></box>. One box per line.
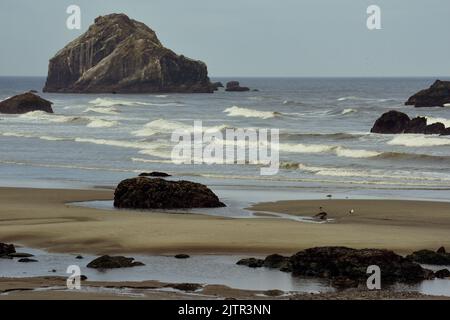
<box><xmin>84</xmin><ymin>107</ymin><xmax>120</xmax><ymax>115</ymax></box>
<box><xmin>132</xmin><ymin>119</ymin><xmax>229</xmax><ymax>137</ymax></box>
<box><xmin>224</xmin><ymin>106</ymin><xmax>281</xmax><ymax>119</ymax></box>
<box><xmin>388</xmin><ymin>135</ymin><xmax>450</xmax><ymax>147</ymax></box>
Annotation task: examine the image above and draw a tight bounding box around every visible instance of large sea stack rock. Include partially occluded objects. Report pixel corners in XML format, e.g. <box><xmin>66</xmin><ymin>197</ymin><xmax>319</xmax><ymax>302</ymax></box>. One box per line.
<box><xmin>290</xmin><ymin>247</ymin><xmax>430</xmax><ymax>284</ymax></box>
<box><xmin>405</xmin><ymin>80</ymin><xmax>450</xmax><ymax>107</ymax></box>
<box><xmin>371</xmin><ymin>110</ymin><xmax>450</xmax><ymax>135</ymax></box>
<box><xmin>43</xmin><ymin>14</ymin><xmax>214</xmax><ymax>93</ymax></box>
<box><xmin>114</xmin><ymin>177</ymin><xmax>226</xmax><ymax>209</ymax></box>
<box><xmin>0</xmin><ymin>93</ymin><xmax>53</xmax><ymax>114</ymax></box>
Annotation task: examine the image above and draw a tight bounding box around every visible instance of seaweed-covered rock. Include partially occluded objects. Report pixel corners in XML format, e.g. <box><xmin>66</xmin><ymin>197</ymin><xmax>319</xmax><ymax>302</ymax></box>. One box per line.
<box><xmin>435</xmin><ymin>269</ymin><xmax>450</xmax><ymax>279</ymax></box>
<box><xmin>114</xmin><ymin>177</ymin><xmax>226</xmax><ymax>209</ymax></box>
<box><xmin>0</xmin><ymin>93</ymin><xmax>53</xmax><ymax>114</ymax></box>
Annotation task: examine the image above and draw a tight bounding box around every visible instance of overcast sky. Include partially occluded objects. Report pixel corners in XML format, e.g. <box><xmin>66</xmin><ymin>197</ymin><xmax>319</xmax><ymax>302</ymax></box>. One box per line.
<box><xmin>0</xmin><ymin>0</ymin><xmax>449</xmax><ymax>77</ymax></box>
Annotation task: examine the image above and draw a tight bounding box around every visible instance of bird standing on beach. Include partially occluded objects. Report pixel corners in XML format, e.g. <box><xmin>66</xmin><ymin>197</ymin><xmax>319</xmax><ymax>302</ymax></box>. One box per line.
<box><xmin>349</xmin><ymin>209</ymin><xmax>355</xmax><ymax>215</ymax></box>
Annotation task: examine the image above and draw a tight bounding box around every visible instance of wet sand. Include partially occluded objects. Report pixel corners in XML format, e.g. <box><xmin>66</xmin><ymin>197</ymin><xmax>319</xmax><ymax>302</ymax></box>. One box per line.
<box><xmin>1</xmin><ymin>187</ymin><xmax>450</xmax><ymax>256</ymax></box>
<box><xmin>1</xmin><ymin>277</ymin><xmax>448</xmax><ymax>300</ymax></box>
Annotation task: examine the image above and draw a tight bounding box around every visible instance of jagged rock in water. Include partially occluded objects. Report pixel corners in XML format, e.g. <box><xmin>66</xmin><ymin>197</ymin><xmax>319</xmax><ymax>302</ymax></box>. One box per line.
<box><xmin>371</xmin><ymin>110</ymin><xmax>449</xmax><ymax>135</ymax></box>
<box><xmin>225</xmin><ymin>81</ymin><xmax>250</xmax><ymax>92</ymax></box>
<box><xmin>43</xmin><ymin>14</ymin><xmax>214</xmax><ymax>93</ymax></box>
<box><xmin>405</xmin><ymin>80</ymin><xmax>450</xmax><ymax>107</ymax></box>
<box><xmin>0</xmin><ymin>93</ymin><xmax>53</xmax><ymax>114</ymax></box>
<box><xmin>113</xmin><ymin>177</ymin><xmax>226</xmax><ymax>209</ymax></box>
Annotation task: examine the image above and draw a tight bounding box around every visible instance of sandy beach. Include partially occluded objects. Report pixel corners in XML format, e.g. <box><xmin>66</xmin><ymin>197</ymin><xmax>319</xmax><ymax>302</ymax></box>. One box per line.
<box><xmin>1</xmin><ymin>187</ymin><xmax>450</xmax><ymax>256</ymax></box>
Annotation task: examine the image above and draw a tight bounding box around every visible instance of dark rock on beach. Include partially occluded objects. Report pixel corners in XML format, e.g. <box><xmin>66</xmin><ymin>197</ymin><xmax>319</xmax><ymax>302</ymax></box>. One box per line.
<box><xmin>169</xmin><ymin>283</ymin><xmax>202</xmax><ymax>292</ymax></box>
<box><xmin>0</xmin><ymin>92</ymin><xmax>53</xmax><ymax>114</ymax></box>
<box><xmin>87</xmin><ymin>255</ymin><xmax>145</xmax><ymax>269</ymax></box>
<box><xmin>174</xmin><ymin>254</ymin><xmax>190</xmax><ymax>259</ymax></box>
<box><xmin>263</xmin><ymin>254</ymin><xmax>292</xmax><ymax>271</ymax></box>
<box><xmin>225</xmin><ymin>81</ymin><xmax>250</xmax><ymax>92</ymax></box>
<box><xmin>405</xmin><ymin>80</ymin><xmax>450</xmax><ymax>107</ymax></box>
<box><xmin>290</xmin><ymin>247</ymin><xmax>429</xmax><ymax>284</ymax></box>
<box><xmin>236</xmin><ymin>258</ymin><xmax>264</xmax><ymax>268</ymax></box>
<box><xmin>138</xmin><ymin>172</ymin><xmax>171</xmax><ymax>177</ymax></box>
<box><xmin>371</xmin><ymin>110</ymin><xmax>450</xmax><ymax>135</ymax></box>
<box><xmin>406</xmin><ymin>249</ymin><xmax>450</xmax><ymax>265</ymax></box>
<box><xmin>43</xmin><ymin>13</ymin><xmax>214</xmax><ymax>94</ymax></box>
<box><xmin>114</xmin><ymin>177</ymin><xmax>226</xmax><ymax>209</ymax></box>
<box><xmin>0</xmin><ymin>243</ymin><xmax>16</xmax><ymax>257</ymax></box>
<box><xmin>238</xmin><ymin>247</ymin><xmax>432</xmax><ymax>288</ymax></box>
<box><xmin>435</xmin><ymin>269</ymin><xmax>450</xmax><ymax>279</ymax></box>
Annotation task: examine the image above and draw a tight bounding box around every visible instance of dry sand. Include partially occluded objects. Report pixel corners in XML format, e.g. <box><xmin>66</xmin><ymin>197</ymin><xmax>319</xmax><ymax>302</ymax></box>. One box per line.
<box><xmin>0</xmin><ymin>187</ymin><xmax>450</xmax><ymax>256</ymax></box>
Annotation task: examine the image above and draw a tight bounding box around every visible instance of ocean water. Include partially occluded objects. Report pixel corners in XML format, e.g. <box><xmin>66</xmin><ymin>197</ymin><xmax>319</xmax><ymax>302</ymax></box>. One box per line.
<box><xmin>1</xmin><ymin>76</ymin><xmax>450</xmax><ymax>201</ymax></box>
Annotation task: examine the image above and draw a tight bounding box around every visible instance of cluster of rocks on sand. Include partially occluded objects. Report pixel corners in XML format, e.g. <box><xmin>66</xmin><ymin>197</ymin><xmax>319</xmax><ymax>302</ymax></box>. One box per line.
<box><xmin>237</xmin><ymin>246</ymin><xmax>450</xmax><ymax>288</ymax></box>
<box><xmin>0</xmin><ymin>243</ymin><xmax>37</xmax><ymax>262</ymax></box>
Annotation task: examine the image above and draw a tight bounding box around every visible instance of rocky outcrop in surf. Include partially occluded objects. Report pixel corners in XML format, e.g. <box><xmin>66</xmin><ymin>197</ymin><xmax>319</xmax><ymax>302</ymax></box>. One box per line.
<box><xmin>0</xmin><ymin>93</ymin><xmax>53</xmax><ymax>114</ymax></box>
<box><xmin>405</xmin><ymin>80</ymin><xmax>450</xmax><ymax>107</ymax></box>
<box><xmin>237</xmin><ymin>247</ymin><xmax>434</xmax><ymax>288</ymax></box>
<box><xmin>43</xmin><ymin>13</ymin><xmax>214</xmax><ymax>93</ymax></box>
<box><xmin>113</xmin><ymin>177</ymin><xmax>226</xmax><ymax>209</ymax></box>
<box><xmin>371</xmin><ymin>110</ymin><xmax>450</xmax><ymax>135</ymax></box>
<box><xmin>225</xmin><ymin>81</ymin><xmax>250</xmax><ymax>92</ymax></box>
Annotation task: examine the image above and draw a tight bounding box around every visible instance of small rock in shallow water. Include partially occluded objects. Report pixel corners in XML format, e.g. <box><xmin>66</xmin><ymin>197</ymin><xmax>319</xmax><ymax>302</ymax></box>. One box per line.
<box><xmin>75</xmin><ymin>255</ymin><xmax>83</xmax><ymax>259</ymax></box>
<box><xmin>174</xmin><ymin>254</ymin><xmax>190</xmax><ymax>259</ymax></box>
<box><xmin>8</xmin><ymin>253</ymin><xmax>34</xmax><ymax>258</ymax></box>
<box><xmin>169</xmin><ymin>283</ymin><xmax>202</xmax><ymax>292</ymax></box>
<box><xmin>138</xmin><ymin>172</ymin><xmax>171</xmax><ymax>177</ymax></box>
<box><xmin>87</xmin><ymin>255</ymin><xmax>145</xmax><ymax>269</ymax></box>
<box><xmin>18</xmin><ymin>258</ymin><xmax>38</xmax><ymax>263</ymax></box>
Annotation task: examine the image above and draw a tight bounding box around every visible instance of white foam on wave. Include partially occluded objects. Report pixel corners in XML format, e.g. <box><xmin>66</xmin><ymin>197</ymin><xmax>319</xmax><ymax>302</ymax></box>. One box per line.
<box><xmin>388</xmin><ymin>135</ymin><xmax>450</xmax><ymax>147</ymax></box>
<box><xmin>19</xmin><ymin>111</ymin><xmax>88</xmax><ymax>124</ymax></box>
<box><xmin>84</xmin><ymin>107</ymin><xmax>119</xmax><ymax>115</ymax></box>
<box><xmin>277</xmin><ymin>142</ymin><xmax>380</xmax><ymax>158</ymax></box>
<box><xmin>284</xmin><ymin>163</ymin><xmax>450</xmax><ymax>182</ymax></box>
<box><xmin>341</xmin><ymin>108</ymin><xmax>357</xmax><ymax>115</ymax></box>
<box><xmin>86</xmin><ymin>119</ymin><xmax>119</xmax><ymax>128</ymax></box>
<box><xmin>426</xmin><ymin>116</ymin><xmax>450</xmax><ymax>128</ymax></box>
<box><xmin>132</xmin><ymin>119</ymin><xmax>228</xmax><ymax>137</ymax></box>
<box><xmin>89</xmin><ymin>97</ymin><xmax>183</xmax><ymax>108</ymax></box>
<box><xmin>224</xmin><ymin>106</ymin><xmax>280</xmax><ymax>119</ymax></box>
